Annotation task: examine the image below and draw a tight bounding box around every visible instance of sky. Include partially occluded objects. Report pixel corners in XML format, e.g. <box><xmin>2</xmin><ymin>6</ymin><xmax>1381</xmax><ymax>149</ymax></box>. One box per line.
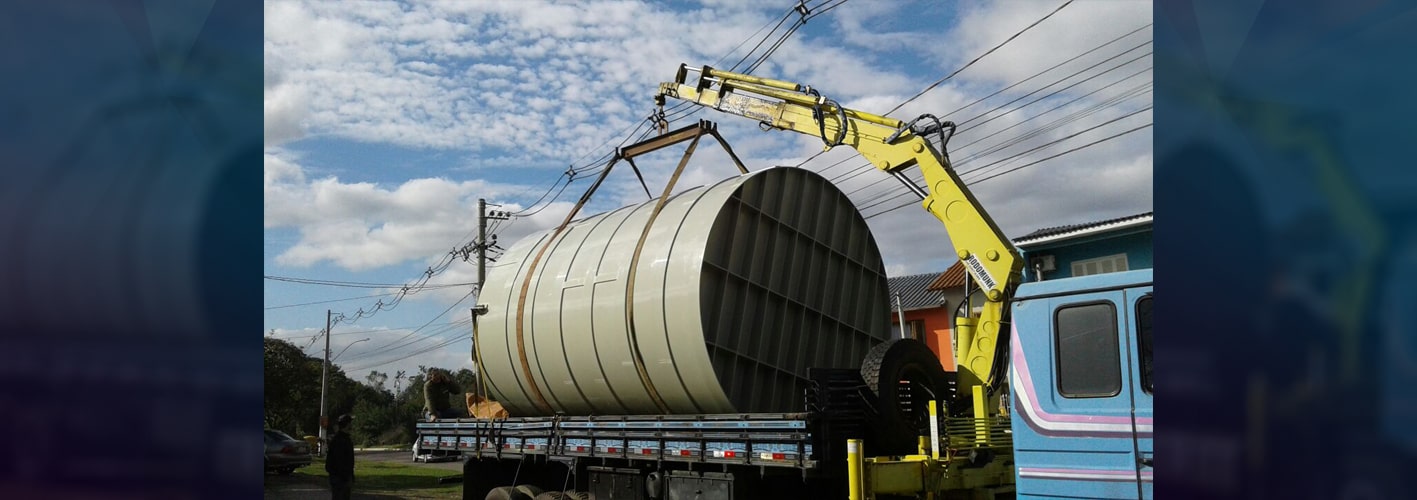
<box><xmin>263</xmin><ymin>0</ymin><xmax>1154</xmax><ymax>384</ymax></box>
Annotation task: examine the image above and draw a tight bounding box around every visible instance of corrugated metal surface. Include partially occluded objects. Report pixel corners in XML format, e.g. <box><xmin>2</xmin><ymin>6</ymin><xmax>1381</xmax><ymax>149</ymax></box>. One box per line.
<box><xmin>1013</xmin><ymin>211</ymin><xmax>1153</xmax><ymax>244</ymax></box>
<box><xmin>888</xmin><ymin>272</ymin><xmax>947</xmax><ymax>310</ymax></box>
<box><xmin>478</xmin><ymin>167</ymin><xmax>891</xmax><ymax>416</ymax></box>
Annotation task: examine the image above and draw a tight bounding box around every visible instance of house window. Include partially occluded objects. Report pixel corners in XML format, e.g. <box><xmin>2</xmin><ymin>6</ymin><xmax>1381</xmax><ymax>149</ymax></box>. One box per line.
<box><xmin>1071</xmin><ymin>253</ymin><xmax>1129</xmax><ymax>276</ymax></box>
<box><xmin>1055</xmin><ymin>302</ymin><xmax>1121</xmax><ymax>397</ymax></box>
<box><xmin>891</xmin><ymin>319</ymin><xmax>925</xmax><ymax>339</ymax></box>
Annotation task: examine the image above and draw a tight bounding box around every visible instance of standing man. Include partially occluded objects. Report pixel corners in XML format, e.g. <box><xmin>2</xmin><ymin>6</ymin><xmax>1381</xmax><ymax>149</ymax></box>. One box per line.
<box><xmin>325</xmin><ymin>414</ymin><xmax>355</xmax><ymax>500</ymax></box>
<box><xmin>423</xmin><ymin>369</ymin><xmax>464</xmax><ymax>420</ymax></box>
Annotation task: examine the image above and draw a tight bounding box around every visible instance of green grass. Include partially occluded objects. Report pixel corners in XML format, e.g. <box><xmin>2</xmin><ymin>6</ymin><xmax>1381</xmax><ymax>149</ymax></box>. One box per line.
<box><xmin>296</xmin><ymin>458</ymin><xmax>461</xmax><ymax>499</ymax></box>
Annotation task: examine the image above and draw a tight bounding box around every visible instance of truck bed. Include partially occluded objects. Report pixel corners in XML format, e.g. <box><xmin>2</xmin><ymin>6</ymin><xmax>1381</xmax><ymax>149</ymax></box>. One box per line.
<box><xmin>414</xmin><ymin>412</ymin><xmax>819</xmax><ymax>470</ymax></box>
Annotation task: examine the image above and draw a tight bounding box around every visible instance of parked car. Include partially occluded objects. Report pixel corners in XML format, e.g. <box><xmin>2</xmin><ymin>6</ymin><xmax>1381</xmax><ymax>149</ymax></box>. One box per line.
<box><xmin>264</xmin><ymin>429</ymin><xmax>312</xmax><ymax>474</ymax></box>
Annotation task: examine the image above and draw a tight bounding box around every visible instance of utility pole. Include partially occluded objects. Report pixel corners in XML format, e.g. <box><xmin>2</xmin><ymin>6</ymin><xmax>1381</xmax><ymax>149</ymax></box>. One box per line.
<box><xmin>472</xmin><ymin>199</ymin><xmax>504</xmax><ymax>405</ymax></box>
<box><xmin>895</xmin><ymin>293</ymin><xmax>909</xmax><ymax>340</ymax></box>
<box><xmin>318</xmin><ymin>309</ymin><xmax>331</xmax><ymax>456</ymax></box>
<box><xmin>478</xmin><ymin>199</ymin><xmax>487</xmax><ymax>288</ymax></box>
<box><xmin>474</xmin><ymin>198</ymin><xmax>509</xmax><ymax>287</ymax></box>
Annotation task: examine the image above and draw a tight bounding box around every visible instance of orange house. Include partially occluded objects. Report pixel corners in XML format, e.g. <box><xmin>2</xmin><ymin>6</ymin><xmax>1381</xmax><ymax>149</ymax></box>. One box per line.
<box><xmin>886</xmin><ymin>261</ymin><xmax>967</xmax><ymax>372</ymax></box>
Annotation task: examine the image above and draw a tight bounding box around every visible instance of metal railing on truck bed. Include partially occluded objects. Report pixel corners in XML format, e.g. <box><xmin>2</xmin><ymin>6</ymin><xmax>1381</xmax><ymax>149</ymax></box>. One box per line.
<box><xmin>415</xmin><ymin>413</ymin><xmax>818</xmax><ymax>469</ymax></box>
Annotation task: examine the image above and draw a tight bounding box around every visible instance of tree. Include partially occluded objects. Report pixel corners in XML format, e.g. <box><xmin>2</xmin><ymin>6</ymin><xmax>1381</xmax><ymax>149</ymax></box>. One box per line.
<box><xmin>365</xmin><ymin>370</ymin><xmax>389</xmax><ymax>394</ymax></box>
<box><xmin>263</xmin><ymin>337</ymin><xmax>322</xmax><ymax>436</ymax></box>
<box><xmin>452</xmin><ymin>368</ymin><xmax>478</xmax><ymax>396</ymax></box>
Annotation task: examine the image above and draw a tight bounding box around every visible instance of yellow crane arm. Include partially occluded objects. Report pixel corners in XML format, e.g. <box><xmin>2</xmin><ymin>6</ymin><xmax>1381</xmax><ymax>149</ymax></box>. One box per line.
<box><xmin>656</xmin><ymin>64</ymin><xmax>1023</xmax><ymax>394</ymax></box>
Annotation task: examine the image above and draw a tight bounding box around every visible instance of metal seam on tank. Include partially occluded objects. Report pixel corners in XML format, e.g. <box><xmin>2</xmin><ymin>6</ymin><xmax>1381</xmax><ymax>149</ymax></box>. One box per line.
<box><xmin>551</xmin><ymin>210</ymin><xmax>627</xmax><ymax>414</ymax></box>
<box><xmin>582</xmin><ymin>204</ymin><xmax>643</xmax><ymax>414</ymax></box>
<box><xmin>526</xmin><ymin>222</ymin><xmax>581</xmax><ymax>412</ymax></box>
<box><xmin>624</xmin><ymin>182</ymin><xmax>718</xmax><ymax>413</ymax></box>
<box><xmin>650</xmin><ymin>179</ymin><xmax>742</xmax><ymax>413</ymax></box>
<box><xmin>500</xmin><ymin>235</ymin><xmax>551</xmax><ymax>416</ymax></box>
<box><xmin>513</xmin><ymin>227</ymin><xmax>563</xmax><ymax>414</ymax></box>
<box><xmin>619</xmin><ymin>200</ymin><xmax>673</xmax><ymax>412</ymax></box>
<box><xmin>491</xmin><ymin>234</ymin><xmax>542</xmax><ymax>413</ymax></box>
<box><xmin>490</xmin><ymin>232</ymin><xmax>548</xmax><ymax>416</ymax></box>
<box><xmin>624</xmin><ymin>183</ymin><xmax>717</xmax><ymax>414</ymax></box>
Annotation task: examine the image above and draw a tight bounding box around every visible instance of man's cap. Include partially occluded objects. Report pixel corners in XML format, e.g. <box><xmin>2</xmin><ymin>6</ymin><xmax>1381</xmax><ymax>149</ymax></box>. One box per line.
<box><xmin>337</xmin><ymin>414</ymin><xmax>354</xmax><ymax>424</ymax></box>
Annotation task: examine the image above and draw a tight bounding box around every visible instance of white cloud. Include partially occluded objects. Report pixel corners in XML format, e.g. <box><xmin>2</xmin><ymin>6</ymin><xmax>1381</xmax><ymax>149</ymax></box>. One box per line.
<box><xmin>264</xmin><ymin>151</ymin><xmax>559</xmax><ymax>270</ymax></box>
<box><xmin>943</xmin><ymin>0</ymin><xmax>1153</xmax><ymax>86</ymax></box>
<box><xmin>265</xmin><ymin>0</ymin><xmax>1154</xmax><ymax>303</ymax></box>
<box><xmin>261</xmin><ymin>0</ymin><xmax>944</xmax><ymax>156</ymax></box>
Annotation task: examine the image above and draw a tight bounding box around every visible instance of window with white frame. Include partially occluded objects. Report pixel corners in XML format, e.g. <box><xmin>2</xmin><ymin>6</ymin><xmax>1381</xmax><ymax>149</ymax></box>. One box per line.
<box><xmin>1071</xmin><ymin>253</ymin><xmax>1129</xmax><ymax>276</ymax></box>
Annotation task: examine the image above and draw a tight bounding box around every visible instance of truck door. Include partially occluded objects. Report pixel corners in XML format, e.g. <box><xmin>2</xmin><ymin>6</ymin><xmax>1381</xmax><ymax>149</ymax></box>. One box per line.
<box><xmin>1128</xmin><ymin>289</ymin><xmax>1154</xmax><ymax>499</ymax></box>
<box><xmin>1011</xmin><ymin>287</ymin><xmax>1145</xmax><ymax>499</ymax></box>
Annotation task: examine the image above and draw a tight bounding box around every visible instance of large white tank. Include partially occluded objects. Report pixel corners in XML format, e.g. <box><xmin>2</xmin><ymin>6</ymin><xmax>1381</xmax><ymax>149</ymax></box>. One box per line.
<box><xmin>477</xmin><ymin>167</ymin><xmax>891</xmax><ymax>416</ymax></box>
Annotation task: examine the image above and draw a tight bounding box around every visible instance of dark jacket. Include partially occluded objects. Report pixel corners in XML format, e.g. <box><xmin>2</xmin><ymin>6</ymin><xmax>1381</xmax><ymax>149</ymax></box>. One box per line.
<box><xmin>424</xmin><ymin>377</ymin><xmax>462</xmax><ymax>413</ymax></box>
<box><xmin>325</xmin><ymin>430</ymin><xmax>355</xmax><ymax>479</ymax></box>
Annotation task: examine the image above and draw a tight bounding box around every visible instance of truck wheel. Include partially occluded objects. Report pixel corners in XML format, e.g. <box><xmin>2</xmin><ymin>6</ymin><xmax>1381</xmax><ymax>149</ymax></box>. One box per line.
<box><xmin>485</xmin><ymin>485</ymin><xmax>544</xmax><ymax>500</ymax></box>
<box><xmin>860</xmin><ymin>338</ymin><xmax>952</xmax><ymax>455</ymax></box>
<box><xmin>484</xmin><ymin>486</ymin><xmax>515</xmax><ymax>500</ymax></box>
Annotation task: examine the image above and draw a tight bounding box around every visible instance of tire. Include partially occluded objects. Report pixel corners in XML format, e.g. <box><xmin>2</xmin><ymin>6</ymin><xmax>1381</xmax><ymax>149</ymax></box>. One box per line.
<box><xmin>485</xmin><ymin>486</ymin><xmax>515</xmax><ymax>500</ymax></box>
<box><xmin>860</xmin><ymin>338</ymin><xmax>953</xmax><ymax>456</ymax></box>
<box><xmin>486</xmin><ymin>485</ymin><xmax>544</xmax><ymax>500</ymax></box>
<box><xmin>277</xmin><ymin>467</ymin><xmax>295</xmax><ymax>475</ymax></box>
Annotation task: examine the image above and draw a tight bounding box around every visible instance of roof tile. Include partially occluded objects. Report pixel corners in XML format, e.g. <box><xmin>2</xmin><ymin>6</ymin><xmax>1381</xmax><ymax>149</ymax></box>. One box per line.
<box><xmin>888</xmin><ymin>272</ymin><xmax>948</xmax><ymax>310</ymax></box>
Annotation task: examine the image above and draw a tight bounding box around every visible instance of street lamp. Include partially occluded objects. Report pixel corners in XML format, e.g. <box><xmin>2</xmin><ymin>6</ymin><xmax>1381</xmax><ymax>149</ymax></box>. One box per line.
<box><xmin>318</xmin><ymin>334</ymin><xmax>369</xmax><ymax>456</ymax></box>
<box><xmin>333</xmin><ymin>338</ymin><xmax>371</xmax><ymax>362</ymax></box>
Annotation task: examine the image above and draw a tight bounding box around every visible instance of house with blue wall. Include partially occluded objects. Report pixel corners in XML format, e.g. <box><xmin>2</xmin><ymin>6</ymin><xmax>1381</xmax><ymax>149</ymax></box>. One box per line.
<box><xmin>1014</xmin><ymin>212</ymin><xmax>1152</xmax><ymax>281</ymax></box>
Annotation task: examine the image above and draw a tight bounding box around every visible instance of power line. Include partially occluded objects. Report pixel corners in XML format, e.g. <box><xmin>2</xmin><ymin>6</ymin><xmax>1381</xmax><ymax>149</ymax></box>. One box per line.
<box><xmin>854</xmin><ymin>102</ymin><xmax>1150</xmax><ymax>217</ymax></box>
<box><xmin>954</xmin><ymin>48</ymin><xmax>1152</xmax><ymax>131</ymax></box>
<box><xmin>885</xmin><ymin>0</ymin><xmax>1075</xmax><ymax>116</ymax></box>
<box><xmin>960</xmin><ymin>104</ymin><xmax>1153</xmax><ymax>180</ymax></box>
<box><xmin>335</xmin><ymin>288</ymin><xmax>478</xmax><ymax>362</ymax></box>
<box><xmin>270</xmin><ymin>321</ymin><xmax>468</xmax><ymax>340</ymax></box>
<box><xmin>969</xmin><ymin>122</ymin><xmax>1152</xmax><ymax>185</ymax></box>
<box><xmin>936</xmin><ymin>27</ymin><xmax>1151</xmax><ymax>124</ymax></box>
<box><xmin>264</xmin><ymin>275</ymin><xmax>476</xmax><ymax>289</ymax></box>
<box><xmin>954</xmin><ymin>82</ymin><xmax>1152</xmax><ymax>176</ymax></box>
<box><xmin>264</xmin><ymin>291</ymin><xmax>399</xmax><ymax>310</ymax></box>
<box><xmin>726</xmin><ymin>5</ymin><xmax>798</xmax><ymax>71</ymax></box>
<box><xmin>861</xmin><ymin>119</ymin><xmax>1150</xmax><ymax>216</ymax></box>
<box><xmin>832</xmin><ymin>38</ymin><xmax>1152</xmax><ymax>208</ymax></box>
<box><xmin>337</xmin><ymin>318</ymin><xmax>474</xmax><ymax>367</ymax></box>
<box><xmin>795</xmin><ymin>0</ymin><xmax>1076</xmax><ymax>170</ymax></box>
<box><xmin>343</xmin><ymin>334</ymin><xmax>471</xmax><ymax>373</ymax></box>
<box><xmin>951</xmin><ymin>69</ymin><xmax>1152</xmax><ymax>164</ymax></box>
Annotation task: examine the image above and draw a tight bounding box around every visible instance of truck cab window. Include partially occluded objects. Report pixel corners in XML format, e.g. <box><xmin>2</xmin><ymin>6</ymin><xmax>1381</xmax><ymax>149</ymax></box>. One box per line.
<box><xmin>1137</xmin><ymin>295</ymin><xmax>1152</xmax><ymax>393</ymax></box>
<box><xmin>1055</xmin><ymin>302</ymin><xmax>1121</xmax><ymax>397</ymax></box>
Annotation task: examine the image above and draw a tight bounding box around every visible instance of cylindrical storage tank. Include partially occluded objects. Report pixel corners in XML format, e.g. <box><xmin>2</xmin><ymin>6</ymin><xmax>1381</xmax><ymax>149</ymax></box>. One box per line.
<box><xmin>477</xmin><ymin>167</ymin><xmax>891</xmax><ymax>416</ymax></box>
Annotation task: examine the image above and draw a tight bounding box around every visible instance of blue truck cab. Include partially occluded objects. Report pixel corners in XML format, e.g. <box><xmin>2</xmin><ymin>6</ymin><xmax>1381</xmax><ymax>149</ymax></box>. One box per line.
<box><xmin>1008</xmin><ymin>268</ymin><xmax>1153</xmax><ymax>499</ymax></box>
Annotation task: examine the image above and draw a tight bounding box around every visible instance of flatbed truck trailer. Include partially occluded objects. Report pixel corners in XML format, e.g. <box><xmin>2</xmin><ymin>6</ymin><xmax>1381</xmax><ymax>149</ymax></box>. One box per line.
<box><xmin>415</xmin><ymin>65</ymin><xmax>1154</xmax><ymax>499</ymax></box>
<box><xmin>418</xmin><ymin>269</ymin><xmax>1153</xmax><ymax>500</ymax></box>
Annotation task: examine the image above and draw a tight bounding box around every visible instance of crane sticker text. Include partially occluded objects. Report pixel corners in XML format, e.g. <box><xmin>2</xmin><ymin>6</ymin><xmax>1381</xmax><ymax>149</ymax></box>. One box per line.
<box><xmin>964</xmin><ymin>254</ymin><xmax>998</xmax><ymax>291</ymax></box>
